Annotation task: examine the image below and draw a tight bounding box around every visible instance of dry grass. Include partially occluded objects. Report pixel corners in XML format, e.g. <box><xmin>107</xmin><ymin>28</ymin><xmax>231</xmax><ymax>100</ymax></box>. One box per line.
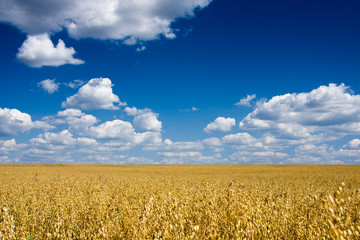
<box><xmin>1</xmin><ymin>165</ymin><xmax>360</xmax><ymax>239</ymax></box>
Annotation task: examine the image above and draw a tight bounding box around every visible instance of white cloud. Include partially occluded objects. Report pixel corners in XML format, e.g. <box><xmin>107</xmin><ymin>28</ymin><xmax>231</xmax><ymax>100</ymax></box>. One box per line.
<box><xmin>88</xmin><ymin>119</ymin><xmax>162</xmax><ymax>147</ymax></box>
<box><xmin>133</xmin><ymin>111</ymin><xmax>162</xmax><ymax>132</ymax></box>
<box><xmin>133</xmin><ymin>131</ymin><xmax>162</xmax><ymax>145</ymax></box>
<box><xmin>157</xmin><ymin>151</ymin><xmax>226</xmax><ymax>164</ymax></box>
<box><xmin>125</xmin><ymin>107</ymin><xmax>162</xmax><ymax>132</ymax></box>
<box><xmin>62</xmin><ymin>77</ymin><xmax>126</xmax><ymax>110</ymax></box>
<box><xmin>89</xmin><ymin>120</ymin><xmax>135</xmax><ymax>140</ymax></box>
<box><xmin>136</xmin><ymin>46</ymin><xmax>146</xmax><ymax>52</ymax></box>
<box><xmin>57</xmin><ymin>108</ymin><xmax>84</xmax><ymax>117</ymax></box>
<box><xmin>283</xmin><ymin>142</ymin><xmax>360</xmax><ymax>164</ymax></box>
<box><xmin>229</xmin><ymin>150</ymin><xmax>288</xmax><ymax>164</ymax></box>
<box><xmin>222</xmin><ymin>132</ymin><xmax>257</xmax><ymax>145</ymax></box>
<box><xmin>97</xmin><ymin>141</ymin><xmax>133</xmax><ymax>152</ymax></box>
<box><xmin>64</xmin><ymin>80</ymin><xmax>84</xmax><ymax>89</ymax></box>
<box><xmin>20</xmin><ymin>148</ymin><xmax>74</xmax><ymax>163</ymax></box>
<box><xmin>67</xmin><ymin>115</ymin><xmax>99</xmax><ymax>134</ymax></box>
<box><xmin>123</xmin><ymin>37</ymin><xmax>137</xmax><ymax>45</ymax></box>
<box><xmin>332</xmin><ymin>149</ymin><xmax>360</xmax><ymax>162</ymax></box>
<box><xmin>30</xmin><ymin>130</ymin><xmax>98</xmax><ymax>149</ymax></box>
<box><xmin>202</xmin><ymin>137</ymin><xmax>222</xmax><ymax>146</ymax></box>
<box><xmin>75</xmin><ymin>137</ymin><xmax>97</xmax><ymax>147</ymax></box>
<box><xmin>124</xmin><ymin>107</ymin><xmax>138</xmax><ymax>116</ymax></box>
<box><xmin>43</xmin><ymin>106</ymin><xmax>162</xmax><ymax>153</ymax></box>
<box><xmin>0</xmin><ymin>139</ymin><xmax>26</xmax><ymax>154</ymax></box>
<box><xmin>235</xmin><ymin>94</ymin><xmax>256</xmax><ymax>107</ymax></box>
<box><xmin>220</xmin><ymin>131</ymin><xmax>313</xmax><ymax>153</ymax></box>
<box><xmin>17</xmin><ymin>34</ymin><xmax>84</xmax><ymax>68</ymax></box>
<box><xmin>0</xmin><ymin>139</ymin><xmax>16</xmax><ymax>149</ymax></box>
<box><xmin>1</xmin><ymin>0</ymin><xmax>211</xmax><ymax>42</ymax></box>
<box><xmin>38</xmin><ymin>79</ymin><xmax>59</xmax><ymax>94</ymax></box>
<box><xmin>145</xmin><ymin>139</ymin><xmax>203</xmax><ymax>151</ymax></box>
<box><xmin>0</xmin><ymin>156</ymin><xmax>12</xmax><ymax>163</ymax></box>
<box><xmin>44</xmin><ymin>109</ymin><xmax>98</xmax><ymax>134</ymax></box>
<box><xmin>343</xmin><ymin>139</ymin><xmax>360</xmax><ymax>150</ymax></box>
<box><xmin>204</xmin><ymin>117</ymin><xmax>236</xmax><ymax>133</ymax></box>
<box><xmin>31</xmin><ymin>130</ymin><xmax>75</xmax><ymax>146</ymax></box>
<box><xmin>157</xmin><ymin>151</ymin><xmax>202</xmax><ymax>158</ymax></box>
<box><xmin>0</xmin><ymin>108</ymin><xmax>53</xmax><ymax>137</ymax></box>
<box><xmin>295</xmin><ymin>144</ymin><xmax>330</xmax><ymax>157</ymax></box>
<box><xmin>240</xmin><ymin>84</ymin><xmax>360</xmax><ymax>141</ymax></box>
<box><xmin>202</xmin><ymin>137</ymin><xmax>223</xmax><ymax>152</ymax></box>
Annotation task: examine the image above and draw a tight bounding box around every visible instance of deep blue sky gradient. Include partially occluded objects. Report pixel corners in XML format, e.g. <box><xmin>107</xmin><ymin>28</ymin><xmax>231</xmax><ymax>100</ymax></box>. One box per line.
<box><xmin>1</xmin><ymin>0</ymin><xmax>360</xmax><ymax>163</ymax></box>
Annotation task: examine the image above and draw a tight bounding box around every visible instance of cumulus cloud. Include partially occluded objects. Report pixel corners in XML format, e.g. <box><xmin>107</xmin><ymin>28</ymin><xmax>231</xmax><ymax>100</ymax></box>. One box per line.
<box><xmin>133</xmin><ymin>132</ymin><xmax>162</xmax><ymax>146</ymax></box>
<box><xmin>204</xmin><ymin>117</ymin><xmax>236</xmax><ymax>133</ymax></box>
<box><xmin>222</xmin><ymin>132</ymin><xmax>258</xmax><ymax>145</ymax></box>
<box><xmin>124</xmin><ymin>107</ymin><xmax>138</xmax><ymax>116</ymax></box>
<box><xmin>54</xmin><ymin>109</ymin><xmax>98</xmax><ymax>134</ymax></box>
<box><xmin>89</xmin><ymin>120</ymin><xmax>134</xmax><ymax>140</ymax></box>
<box><xmin>133</xmin><ymin>112</ymin><xmax>162</xmax><ymax>132</ymax></box>
<box><xmin>0</xmin><ymin>139</ymin><xmax>17</xmax><ymax>149</ymax></box>
<box><xmin>202</xmin><ymin>137</ymin><xmax>222</xmax><ymax>146</ymax></box>
<box><xmin>229</xmin><ymin>150</ymin><xmax>288</xmax><ymax>164</ymax></box>
<box><xmin>88</xmin><ymin>119</ymin><xmax>161</xmax><ymax>146</ymax></box>
<box><xmin>125</xmin><ymin>107</ymin><xmax>162</xmax><ymax>132</ymax></box>
<box><xmin>0</xmin><ymin>139</ymin><xmax>26</xmax><ymax>154</ymax></box>
<box><xmin>145</xmin><ymin>139</ymin><xmax>203</xmax><ymax>151</ymax></box>
<box><xmin>16</xmin><ymin>34</ymin><xmax>84</xmax><ymax>68</ymax></box>
<box><xmin>62</xmin><ymin>77</ymin><xmax>126</xmax><ymax>110</ymax></box>
<box><xmin>1</xmin><ymin>0</ymin><xmax>211</xmax><ymax>42</ymax></box>
<box><xmin>295</xmin><ymin>144</ymin><xmax>330</xmax><ymax>157</ymax></box>
<box><xmin>20</xmin><ymin>148</ymin><xmax>74</xmax><ymax>163</ymax></box>
<box><xmin>240</xmin><ymin>84</ymin><xmax>360</xmax><ymax>141</ymax></box>
<box><xmin>43</xmin><ymin>106</ymin><xmax>162</xmax><ymax>152</ymax></box>
<box><xmin>343</xmin><ymin>139</ymin><xmax>360</xmax><ymax>150</ymax></box>
<box><xmin>38</xmin><ymin>79</ymin><xmax>59</xmax><ymax>94</ymax></box>
<box><xmin>31</xmin><ymin>130</ymin><xmax>75</xmax><ymax>146</ymax></box>
<box><xmin>67</xmin><ymin>115</ymin><xmax>99</xmax><ymax>134</ymax></box>
<box><xmin>284</xmin><ymin>144</ymin><xmax>346</xmax><ymax>164</ymax></box>
<box><xmin>157</xmin><ymin>151</ymin><xmax>226</xmax><ymax>164</ymax></box>
<box><xmin>57</xmin><ymin>108</ymin><xmax>84</xmax><ymax>117</ymax></box>
<box><xmin>0</xmin><ymin>108</ymin><xmax>53</xmax><ymax>137</ymax></box>
<box><xmin>30</xmin><ymin>130</ymin><xmax>97</xmax><ymax>149</ymax></box>
<box><xmin>42</xmin><ymin>109</ymin><xmax>98</xmax><ymax>134</ymax></box>
<box><xmin>235</xmin><ymin>94</ymin><xmax>256</xmax><ymax>107</ymax></box>
<box><xmin>157</xmin><ymin>151</ymin><xmax>202</xmax><ymax>158</ymax></box>
<box><xmin>202</xmin><ymin>137</ymin><xmax>223</xmax><ymax>152</ymax></box>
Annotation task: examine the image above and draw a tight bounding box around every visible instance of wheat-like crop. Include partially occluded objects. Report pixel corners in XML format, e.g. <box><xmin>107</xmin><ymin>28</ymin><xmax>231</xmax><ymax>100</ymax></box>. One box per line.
<box><xmin>0</xmin><ymin>165</ymin><xmax>359</xmax><ymax>239</ymax></box>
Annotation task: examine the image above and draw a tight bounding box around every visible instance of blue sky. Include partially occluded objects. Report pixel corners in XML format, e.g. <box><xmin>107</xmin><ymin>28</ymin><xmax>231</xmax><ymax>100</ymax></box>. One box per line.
<box><xmin>1</xmin><ymin>0</ymin><xmax>360</xmax><ymax>164</ymax></box>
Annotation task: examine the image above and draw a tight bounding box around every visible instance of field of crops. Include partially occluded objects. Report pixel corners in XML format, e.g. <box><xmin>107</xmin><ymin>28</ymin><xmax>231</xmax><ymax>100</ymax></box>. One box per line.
<box><xmin>0</xmin><ymin>165</ymin><xmax>360</xmax><ymax>239</ymax></box>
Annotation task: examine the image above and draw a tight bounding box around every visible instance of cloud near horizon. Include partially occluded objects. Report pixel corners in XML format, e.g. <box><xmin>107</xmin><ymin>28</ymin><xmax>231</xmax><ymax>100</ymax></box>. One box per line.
<box><xmin>1</xmin><ymin>83</ymin><xmax>360</xmax><ymax>164</ymax></box>
<box><xmin>240</xmin><ymin>84</ymin><xmax>360</xmax><ymax>142</ymax></box>
<box><xmin>0</xmin><ymin>108</ymin><xmax>53</xmax><ymax>137</ymax></box>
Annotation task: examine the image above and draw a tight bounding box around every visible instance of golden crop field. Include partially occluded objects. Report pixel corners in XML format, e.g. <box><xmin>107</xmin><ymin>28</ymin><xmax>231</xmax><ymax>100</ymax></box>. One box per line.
<box><xmin>0</xmin><ymin>165</ymin><xmax>360</xmax><ymax>239</ymax></box>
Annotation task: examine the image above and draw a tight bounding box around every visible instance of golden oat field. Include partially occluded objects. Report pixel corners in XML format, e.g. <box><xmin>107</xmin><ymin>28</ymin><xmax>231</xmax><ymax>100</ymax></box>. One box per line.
<box><xmin>1</xmin><ymin>165</ymin><xmax>360</xmax><ymax>239</ymax></box>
